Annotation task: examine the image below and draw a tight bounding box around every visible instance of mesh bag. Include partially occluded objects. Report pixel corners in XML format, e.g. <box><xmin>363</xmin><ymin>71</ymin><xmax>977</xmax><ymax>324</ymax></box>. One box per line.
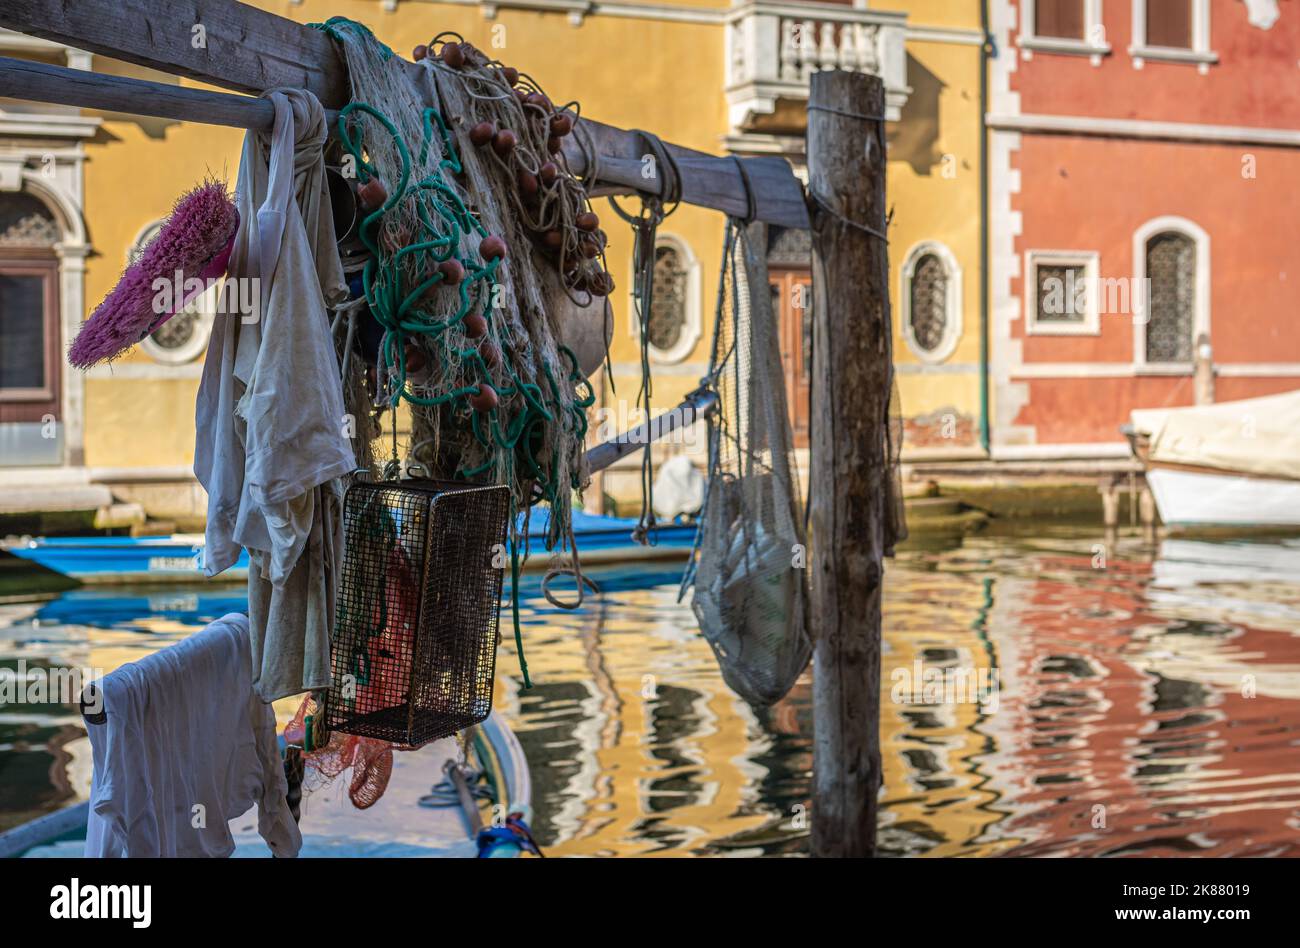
<box><xmin>685</xmin><ymin>222</ymin><xmax>811</xmax><ymax>707</ymax></box>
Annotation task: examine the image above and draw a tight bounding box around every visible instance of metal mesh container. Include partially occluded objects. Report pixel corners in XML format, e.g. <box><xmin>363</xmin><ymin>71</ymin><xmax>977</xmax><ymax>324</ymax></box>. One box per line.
<box><xmin>325</xmin><ymin>478</ymin><xmax>510</xmax><ymax>747</ymax></box>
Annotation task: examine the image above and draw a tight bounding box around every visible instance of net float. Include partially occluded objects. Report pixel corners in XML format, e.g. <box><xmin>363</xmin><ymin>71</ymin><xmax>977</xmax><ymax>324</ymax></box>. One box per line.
<box><xmin>468</xmin><ymin>383</ymin><xmax>499</xmax><ymax>413</ymax></box>
<box><xmin>502</xmin><ymin>66</ymin><xmax>519</xmax><ymax>86</ymax></box>
<box><xmin>358</xmin><ymin>177</ymin><xmax>387</xmax><ymax>210</ymax></box>
<box><xmin>576</xmin><ymin>211</ymin><xmax>600</xmax><ymax>232</ymax></box>
<box><xmin>542</xmin><ymin>229</ymin><xmax>563</xmax><ymax>251</ymax></box>
<box><xmin>549</xmin><ymin>113</ymin><xmax>573</xmax><ymax>137</ymax></box>
<box><xmin>546</xmin><ymin>136</ymin><xmax>562</xmax><ymax>155</ymax></box>
<box><xmin>492</xmin><ymin>128</ymin><xmax>517</xmax><ymax>157</ymax></box>
<box><xmin>480</xmin><ymin>235</ymin><xmax>508</xmax><ymax>261</ymax></box>
<box><xmin>462</xmin><ymin>312</ymin><xmax>488</xmax><ymax>338</ymax></box>
<box><xmin>538</xmin><ymin>162</ymin><xmax>559</xmax><ymax>186</ymax></box>
<box><xmin>440</xmin><ymin>42</ymin><xmax>465</xmax><ymax>68</ymax></box>
<box><xmin>404</xmin><ymin>344</ymin><xmax>428</xmax><ymax>374</ymax></box>
<box><xmin>480</xmin><ymin>339</ymin><xmax>502</xmax><ymax>370</ymax></box>
<box><xmin>580</xmin><ymin>237</ymin><xmax>600</xmax><ymax>259</ymax></box>
<box><xmin>437</xmin><ymin>258</ymin><xmax>465</xmax><ymax>285</ymax></box>
<box><xmin>524</xmin><ymin>92</ymin><xmax>552</xmax><ymax>111</ymax></box>
<box><xmin>588</xmin><ymin>271</ymin><xmax>615</xmax><ymax>297</ymax></box>
<box><xmin>412</xmin><ymin>44</ymin><xmax>428</xmax><ymax>61</ymax></box>
<box><xmin>517</xmin><ymin>169</ymin><xmax>539</xmax><ymax>197</ymax></box>
<box><xmin>468</xmin><ymin>121</ymin><xmax>495</xmax><ymax>148</ymax></box>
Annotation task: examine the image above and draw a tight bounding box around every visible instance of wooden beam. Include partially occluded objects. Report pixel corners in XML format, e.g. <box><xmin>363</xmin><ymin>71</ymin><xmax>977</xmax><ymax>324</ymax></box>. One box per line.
<box><xmin>0</xmin><ymin>0</ymin><xmax>348</xmax><ymax>105</ymax></box>
<box><xmin>807</xmin><ymin>71</ymin><xmax>890</xmax><ymax>858</ymax></box>
<box><xmin>0</xmin><ymin>0</ymin><xmax>808</xmax><ymax>228</ymax></box>
<box><xmin>583</xmin><ymin>387</ymin><xmax>718</xmax><ymax>476</ymax></box>
<box><xmin>0</xmin><ymin>55</ymin><xmax>299</xmax><ymax>132</ymax></box>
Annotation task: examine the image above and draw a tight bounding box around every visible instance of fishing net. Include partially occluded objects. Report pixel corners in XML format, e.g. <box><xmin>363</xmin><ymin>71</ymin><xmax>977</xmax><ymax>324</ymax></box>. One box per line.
<box><xmin>287</xmin><ymin>696</ymin><xmax>395</xmax><ymax>810</ymax></box>
<box><xmin>314</xmin><ymin>20</ymin><xmax>609</xmax><ymax>682</ymax></box>
<box><xmin>684</xmin><ymin>221</ymin><xmax>811</xmax><ymax>707</ymax></box>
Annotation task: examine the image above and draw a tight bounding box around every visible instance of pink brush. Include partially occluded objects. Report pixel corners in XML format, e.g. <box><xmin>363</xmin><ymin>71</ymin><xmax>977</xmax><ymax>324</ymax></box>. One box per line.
<box><xmin>69</xmin><ymin>180</ymin><xmax>239</xmax><ymax>369</ymax></box>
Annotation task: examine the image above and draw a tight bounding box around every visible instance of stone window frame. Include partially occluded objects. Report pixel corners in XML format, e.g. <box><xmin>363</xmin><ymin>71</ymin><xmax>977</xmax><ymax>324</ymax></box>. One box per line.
<box><xmin>900</xmin><ymin>240</ymin><xmax>962</xmax><ymax>364</ymax></box>
<box><xmin>1132</xmin><ymin>215</ymin><xmax>1210</xmax><ymax>372</ymax></box>
<box><xmin>1023</xmin><ymin>248</ymin><xmax>1102</xmax><ymax>337</ymax></box>
<box><xmin>1130</xmin><ymin>0</ymin><xmax>1217</xmax><ymax>73</ymax></box>
<box><xmin>629</xmin><ymin>231</ymin><xmax>702</xmax><ymax>365</ymax></box>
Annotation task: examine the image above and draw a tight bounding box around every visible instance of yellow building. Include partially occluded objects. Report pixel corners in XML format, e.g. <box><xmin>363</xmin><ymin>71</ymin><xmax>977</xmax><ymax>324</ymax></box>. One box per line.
<box><xmin>0</xmin><ymin>0</ymin><xmax>986</xmax><ymax>529</ymax></box>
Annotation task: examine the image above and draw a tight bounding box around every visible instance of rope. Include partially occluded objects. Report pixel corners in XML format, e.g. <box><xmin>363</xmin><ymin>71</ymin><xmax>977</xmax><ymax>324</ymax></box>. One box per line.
<box><xmin>808</xmin><ymin>190</ymin><xmax>890</xmax><ymax>242</ymax></box>
<box><xmin>731</xmin><ymin>156</ymin><xmax>757</xmax><ymax>225</ymax></box>
<box><xmin>806</xmin><ymin>103</ymin><xmax>888</xmax><ymax>123</ymax></box>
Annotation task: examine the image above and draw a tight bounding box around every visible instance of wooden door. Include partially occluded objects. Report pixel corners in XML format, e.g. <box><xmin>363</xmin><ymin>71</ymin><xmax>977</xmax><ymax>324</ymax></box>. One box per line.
<box><xmin>0</xmin><ymin>254</ymin><xmax>61</xmax><ymax>429</ymax></box>
<box><xmin>769</xmin><ymin>268</ymin><xmax>811</xmax><ymax>448</ymax></box>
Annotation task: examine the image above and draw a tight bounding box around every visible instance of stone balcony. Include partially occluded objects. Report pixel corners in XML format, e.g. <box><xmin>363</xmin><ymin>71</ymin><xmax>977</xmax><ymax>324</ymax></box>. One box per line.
<box><xmin>725</xmin><ymin>1</ymin><xmax>910</xmax><ymax>136</ymax></box>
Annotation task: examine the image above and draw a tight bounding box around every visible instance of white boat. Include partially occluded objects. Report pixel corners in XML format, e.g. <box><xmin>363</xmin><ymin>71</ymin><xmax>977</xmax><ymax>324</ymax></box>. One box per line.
<box><xmin>1125</xmin><ymin>390</ymin><xmax>1300</xmax><ymax>528</ymax></box>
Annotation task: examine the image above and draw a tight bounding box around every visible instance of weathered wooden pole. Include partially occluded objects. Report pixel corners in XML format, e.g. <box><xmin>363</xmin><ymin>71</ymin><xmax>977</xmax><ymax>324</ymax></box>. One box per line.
<box><xmin>807</xmin><ymin>70</ymin><xmax>891</xmax><ymax>858</ymax></box>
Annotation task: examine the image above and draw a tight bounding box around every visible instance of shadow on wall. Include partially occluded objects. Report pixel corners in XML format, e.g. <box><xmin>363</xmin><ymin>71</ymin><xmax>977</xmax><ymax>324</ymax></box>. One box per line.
<box><xmin>890</xmin><ymin>53</ymin><xmax>945</xmax><ymax>177</ymax></box>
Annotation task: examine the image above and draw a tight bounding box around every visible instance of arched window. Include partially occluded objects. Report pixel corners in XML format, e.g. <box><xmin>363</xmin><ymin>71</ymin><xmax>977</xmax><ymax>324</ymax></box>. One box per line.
<box><xmin>638</xmin><ymin>234</ymin><xmax>701</xmax><ymax>364</ymax></box>
<box><xmin>1145</xmin><ymin>232</ymin><xmax>1195</xmax><ymax>363</ymax></box>
<box><xmin>0</xmin><ymin>192</ymin><xmax>62</xmax><ymax>465</ymax></box>
<box><xmin>648</xmin><ymin>244</ymin><xmax>687</xmax><ymax>353</ymax></box>
<box><xmin>901</xmin><ymin>241</ymin><xmax>962</xmax><ymax>363</ymax></box>
<box><xmin>1133</xmin><ymin>216</ymin><xmax>1209</xmax><ymax>367</ymax></box>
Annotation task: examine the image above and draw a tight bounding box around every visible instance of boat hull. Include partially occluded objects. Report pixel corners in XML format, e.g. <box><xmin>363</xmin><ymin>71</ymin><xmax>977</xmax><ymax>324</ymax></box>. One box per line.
<box><xmin>2</xmin><ymin>510</ymin><xmax>696</xmax><ymax>583</ymax></box>
<box><xmin>1146</xmin><ymin>467</ymin><xmax>1300</xmax><ymax>527</ymax></box>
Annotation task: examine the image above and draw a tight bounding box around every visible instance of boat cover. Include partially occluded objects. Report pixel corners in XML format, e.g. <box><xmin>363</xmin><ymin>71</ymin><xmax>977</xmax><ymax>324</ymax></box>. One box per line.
<box><xmin>1131</xmin><ymin>389</ymin><xmax>1300</xmax><ymax>480</ymax></box>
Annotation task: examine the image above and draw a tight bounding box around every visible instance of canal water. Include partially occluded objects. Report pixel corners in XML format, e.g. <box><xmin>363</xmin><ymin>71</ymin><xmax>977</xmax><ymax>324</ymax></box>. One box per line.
<box><xmin>3</xmin><ymin>525</ymin><xmax>1299</xmax><ymax>856</ymax></box>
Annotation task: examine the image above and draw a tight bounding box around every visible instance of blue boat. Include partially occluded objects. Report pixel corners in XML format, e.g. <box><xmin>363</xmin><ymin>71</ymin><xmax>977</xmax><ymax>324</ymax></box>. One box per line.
<box><xmin>1</xmin><ymin>508</ymin><xmax>694</xmax><ymax>584</ymax></box>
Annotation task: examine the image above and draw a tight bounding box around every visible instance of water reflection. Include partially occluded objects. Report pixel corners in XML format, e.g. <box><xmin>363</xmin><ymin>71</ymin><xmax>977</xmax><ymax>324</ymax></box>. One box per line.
<box><xmin>3</xmin><ymin>529</ymin><xmax>1300</xmax><ymax>856</ymax></box>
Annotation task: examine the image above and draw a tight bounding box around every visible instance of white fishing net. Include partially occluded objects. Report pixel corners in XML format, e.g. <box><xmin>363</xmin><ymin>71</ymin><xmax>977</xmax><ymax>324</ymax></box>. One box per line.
<box><xmin>684</xmin><ymin>222</ymin><xmax>811</xmax><ymax>707</ymax></box>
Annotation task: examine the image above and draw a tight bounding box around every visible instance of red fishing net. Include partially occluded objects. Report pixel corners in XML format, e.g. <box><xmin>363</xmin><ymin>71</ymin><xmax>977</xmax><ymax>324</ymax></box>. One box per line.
<box><xmin>287</xmin><ymin>695</ymin><xmax>395</xmax><ymax>809</ymax></box>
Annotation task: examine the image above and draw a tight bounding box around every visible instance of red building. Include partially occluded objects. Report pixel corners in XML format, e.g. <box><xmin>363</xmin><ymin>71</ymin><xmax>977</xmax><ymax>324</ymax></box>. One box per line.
<box><xmin>988</xmin><ymin>0</ymin><xmax>1300</xmax><ymax>457</ymax></box>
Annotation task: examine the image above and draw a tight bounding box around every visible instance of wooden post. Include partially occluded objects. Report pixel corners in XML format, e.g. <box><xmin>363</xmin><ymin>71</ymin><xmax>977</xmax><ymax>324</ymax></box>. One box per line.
<box><xmin>807</xmin><ymin>71</ymin><xmax>891</xmax><ymax>858</ymax></box>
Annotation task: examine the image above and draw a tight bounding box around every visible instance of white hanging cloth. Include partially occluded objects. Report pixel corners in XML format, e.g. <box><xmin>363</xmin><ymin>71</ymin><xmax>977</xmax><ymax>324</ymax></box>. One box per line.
<box><xmin>194</xmin><ymin>88</ymin><xmax>353</xmax><ymax>700</ymax></box>
<box><xmin>83</xmin><ymin>613</ymin><xmax>301</xmax><ymax>858</ymax></box>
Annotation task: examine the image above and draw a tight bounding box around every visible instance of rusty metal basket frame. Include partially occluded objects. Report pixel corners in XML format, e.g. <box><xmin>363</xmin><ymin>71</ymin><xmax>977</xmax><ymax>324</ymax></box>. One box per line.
<box><xmin>325</xmin><ymin>477</ymin><xmax>510</xmax><ymax>748</ymax></box>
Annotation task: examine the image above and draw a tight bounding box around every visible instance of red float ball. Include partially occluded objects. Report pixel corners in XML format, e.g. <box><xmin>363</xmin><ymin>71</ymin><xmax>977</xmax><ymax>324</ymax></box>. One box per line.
<box><xmin>412</xmin><ymin>44</ymin><xmax>429</xmax><ymax>61</ymax></box>
<box><xmin>358</xmin><ymin>178</ymin><xmax>387</xmax><ymax>210</ymax></box>
<box><xmin>404</xmin><ymin>344</ymin><xmax>428</xmax><ymax>374</ymax></box>
<box><xmin>440</xmin><ymin>43</ymin><xmax>465</xmax><ymax>69</ymax></box>
<box><xmin>468</xmin><ymin>383</ymin><xmax>499</xmax><ymax>412</ymax></box>
<box><xmin>480</xmin><ymin>235</ymin><xmax>508</xmax><ymax>261</ymax></box>
<box><xmin>538</xmin><ymin>162</ymin><xmax>559</xmax><ymax>186</ymax></box>
<box><xmin>492</xmin><ymin>128</ymin><xmax>517</xmax><ymax>157</ymax></box>
<box><xmin>462</xmin><ymin>313</ymin><xmax>488</xmax><ymax>338</ymax></box>
<box><xmin>576</xmin><ymin>211</ymin><xmax>600</xmax><ymax>232</ymax></box>
<box><xmin>468</xmin><ymin>121</ymin><xmax>495</xmax><ymax>148</ymax></box>
<box><xmin>437</xmin><ymin>258</ymin><xmax>465</xmax><ymax>285</ymax></box>
<box><xmin>550</xmin><ymin>113</ymin><xmax>573</xmax><ymax>137</ymax></box>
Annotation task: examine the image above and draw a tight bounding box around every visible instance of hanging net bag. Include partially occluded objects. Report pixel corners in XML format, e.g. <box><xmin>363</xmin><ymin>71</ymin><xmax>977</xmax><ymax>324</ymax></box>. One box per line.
<box><xmin>684</xmin><ymin>221</ymin><xmax>811</xmax><ymax>707</ymax></box>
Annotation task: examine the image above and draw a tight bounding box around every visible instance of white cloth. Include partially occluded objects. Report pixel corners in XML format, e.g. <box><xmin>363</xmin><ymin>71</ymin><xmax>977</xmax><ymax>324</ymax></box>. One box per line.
<box><xmin>194</xmin><ymin>89</ymin><xmax>352</xmax><ymax>700</ymax></box>
<box><xmin>83</xmin><ymin>613</ymin><xmax>301</xmax><ymax>858</ymax></box>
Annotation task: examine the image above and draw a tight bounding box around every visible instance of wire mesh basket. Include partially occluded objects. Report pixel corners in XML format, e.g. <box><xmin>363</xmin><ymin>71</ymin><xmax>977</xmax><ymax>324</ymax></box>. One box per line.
<box><xmin>325</xmin><ymin>478</ymin><xmax>510</xmax><ymax>747</ymax></box>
